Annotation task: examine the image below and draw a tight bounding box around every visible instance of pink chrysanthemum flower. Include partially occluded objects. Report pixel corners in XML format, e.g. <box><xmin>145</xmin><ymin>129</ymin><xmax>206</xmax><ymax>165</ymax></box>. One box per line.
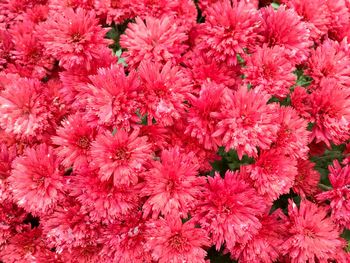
<box><xmin>138</xmin><ymin>61</ymin><xmax>192</xmax><ymax>126</ymax></box>
<box><xmin>185</xmin><ymin>82</ymin><xmax>226</xmax><ymax>150</ymax></box>
<box><xmin>60</xmin><ymin>244</ymin><xmax>107</xmax><ymax>263</ymax></box>
<box><xmin>290</xmin><ymin>86</ymin><xmax>313</xmax><ymax>120</ymax></box>
<box><xmin>9</xmin><ymin>22</ymin><xmax>54</xmax><ymax>78</ymax></box>
<box><xmin>0</xmin><ymin>76</ymin><xmax>52</xmax><ymax>140</ymax></box>
<box><xmin>281</xmin><ymin>200</ymin><xmax>346</xmax><ymax>263</ymax></box>
<box><xmin>273</xmin><ymin>106</ymin><xmax>310</xmax><ymax>160</ymax></box>
<box><xmin>100</xmin><ymin>211</ymin><xmax>152</xmax><ymax>263</ymax></box>
<box><xmin>0</xmin><ymin>143</ymin><xmax>16</xmax><ymax>197</ymax></box>
<box><xmin>293</xmin><ymin>159</ymin><xmax>320</xmax><ymax>198</ymax></box>
<box><xmin>41</xmin><ymin>202</ymin><xmax>101</xmax><ymax>253</ymax></box>
<box><xmin>145</xmin><ymin>216</ymin><xmax>210</xmax><ymax>263</ymax></box>
<box><xmin>194</xmin><ymin>171</ymin><xmax>267</xmax><ymax>250</ymax></box>
<box><xmin>90</xmin><ymin>129</ymin><xmax>152</xmax><ymax>187</ymax></box>
<box><xmin>0</xmin><ymin>228</ymin><xmax>61</xmax><ymax>263</ymax></box>
<box><xmin>8</xmin><ymin>144</ymin><xmax>65</xmax><ymax>215</ymax></box>
<box><xmin>93</xmin><ymin>0</ymin><xmax>133</xmax><ymax>24</ymax></box>
<box><xmin>282</xmin><ymin>0</ymin><xmax>331</xmax><ymax>40</ymax></box>
<box><xmin>326</xmin><ymin>0</ymin><xmax>350</xmax><ymax>41</ymax></box>
<box><xmin>306</xmin><ymin>39</ymin><xmax>350</xmax><ymax>89</ymax></box>
<box><xmin>244</xmin><ymin>149</ymin><xmax>298</xmax><ymax>202</ymax></box>
<box><xmin>82</xmin><ymin>65</ymin><xmax>140</xmax><ymax>129</ymax></box>
<box><xmin>259</xmin><ymin>5</ymin><xmax>313</xmax><ymax>64</ymax></box>
<box><xmin>197</xmin><ymin>0</ymin><xmax>261</xmax><ymax>65</ymax></box>
<box><xmin>120</xmin><ymin>16</ymin><xmax>188</xmax><ymax>68</ymax></box>
<box><xmin>0</xmin><ymin>30</ymin><xmax>14</xmax><ymax>70</ymax></box>
<box><xmin>184</xmin><ymin>49</ymin><xmax>241</xmax><ymax>90</ymax></box>
<box><xmin>39</xmin><ymin>8</ymin><xmax>111</xmax><ymax>69</ymax></box>
<box><xmin>309</xmin><ymin>80</ymin><xmax>350</xmax><ymax>146</ymax></box>
<box><xmin>229</xmin><ymin>210</ymin><xmax>288</xmax><ymax>263</ymax></box>
<box><xmin>141</xmin><ymin>147</ymin><xmax>205</xmax><ymax>218</ymax></box>
<box><xmin>199</xmin><ymin>0</ymin><xmax>259</xmax><ymax>14</ymax></box>
<box><xmin>317</xmin><ymin>161</ymin><xmax>350</xmax><ymax>229</ymax></box>
<box><xmin>212</xmin><ymin>86</ymin><xmax>280</xmax><ymax>159</ymax></box>
<box><xmin>49</xmin><ymin>0</ymin><xmax>94</xmax><ymax>12</ymax></box>
<box><xmin>69</xmin><ymin>167</ymin><xmax>140</xmax><ymax>223</ymax></box>
<box><xmin>242</xmin><ymin>45</ymin><xmax>296</xmax><ymax>98</ymax></box>
<box><xmin>52</xmin><ymin>113</ymin><xmax>97</xmax><ymax>169</ymax></box>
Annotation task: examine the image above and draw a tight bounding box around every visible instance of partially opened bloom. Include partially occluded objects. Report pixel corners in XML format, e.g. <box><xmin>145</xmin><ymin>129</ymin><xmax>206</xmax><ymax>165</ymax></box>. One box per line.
<box><xmin>259</xmin><ymin>5</ymin><xmax>313</xmax><ymax>64</ymax></box>
<box><xmin>242</xmin><ymin>45</ymin><xmax>296</xmax><ymax>98</ymax></box>
<box><xmin>0</xmin><ymin>76</ymin><xmax>52</xmax><ymax>140</ymax></box>
<box><xmin>52</xmin><ymin>113</ymin><xmax>97</xmax><ymax>169</ymax></box>
<box><xmin>194</xmin><ymin>171</ymin><xmax>267</xmax><ymax>250</ymax></box>
<box><xmin>90</xmin><ymin>129</ymin><xmax>152</xmax><ymax>186</ymax></box>
<box><xmin>145</xmin><ymin>216</ymin><xmax>210</xmax><ymax>263</ymax></box>
<box><xmin>141</xmin><ymin>147</ymin><xmax>205</xmax><ymax>218</ymax></box>
<box><xmin>212</xmin><ymin>86</ymin><xmax>280</xmax><ymax>159</ymax></box>
<box><xmin>197</xmin><ymin>0</ymin><xmax>261</xmax><ymax>65</ymax></box>
<box><xmin>8</xmin><ymin>144</ymin><xmax>65</xmax><ymax>215</ymax></box>
<box><xmin>137</xmin><ymin>61</ymin><xmax>192</xmax><ymax>126</ymax></box>
<box><xmin>120</xmin><ymin>16</ymin><xmax>188</xmax><ymax>68</ymax></box>
<box><xmin>317</xmin><ymin>161</ymin><xmax>350</xmax><ymax>228</ymax></box>
<box><xmin>293</xmin><ymin>159</ymin><xmax>320</xmax><ymax>198</ymax></box>
<box><xmin>244</xmin><ymin>149</ymin><xmax>298</xmax><ymax>202</ymax></box>
<box><xmin>282</xmin><ymin>200</ymin><xmax>346</xmax><ymax>263</ymax></box>
<box><xmin>39</xmin><ymin>8</ymin><xmax>111</xmax><ymax>69</ymax></box>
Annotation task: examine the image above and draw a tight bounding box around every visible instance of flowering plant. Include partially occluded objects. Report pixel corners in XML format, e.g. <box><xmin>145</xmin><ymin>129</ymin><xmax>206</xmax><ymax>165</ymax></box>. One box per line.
<box><xmin>1</xmin><ymin>0</ymin><xmax>350</xmax><ymax>262</ymax></box>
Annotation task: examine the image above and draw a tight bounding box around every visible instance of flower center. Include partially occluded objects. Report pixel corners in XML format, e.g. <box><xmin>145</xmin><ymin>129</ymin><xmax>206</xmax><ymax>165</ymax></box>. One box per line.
<box><xmin>169</xmin><ymin>234</ymin><xmax>188</xmax><ymax>252</ymax></box>
<box><xmin>77</xmin><ymin>136</ymin><xmax>90</xmax><ymax>149</ymax></box>
<box><xmin>115</xmin><ymin>147</ymin><xmax>131</xmax><ymax>160</ymax></box>
<box><xmin>71</xmin><ymin>33</ymin><xmax>82</xmax><ymax>43</ymax></box>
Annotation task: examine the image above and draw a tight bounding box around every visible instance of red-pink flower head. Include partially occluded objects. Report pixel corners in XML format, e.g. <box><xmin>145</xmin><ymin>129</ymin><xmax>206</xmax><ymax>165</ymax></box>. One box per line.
<box><xmin>309</xmin><ymin>80</ymin><xmax>350</xmax><ymax>146</ymax></box>
<box><xmin>93</xmin><ymin>0</ymin><xmax>133</xmax><ymax>24</ymax></box>
<box><xmin>82</xmin><ymin>65</ymin><xmax>140</xmax><ymax>129</ymax></box>
<box><xmin>52</xmin><ymin>113</ymin><xmax>97</xmax><ymax>169</ymax></box>
<box><xmin>99</xmin><ymin>211</ymin><xmax>151</xmax><ymax>262</ymax></box>
<box><xmin>90</xmin><ymin>129</ymin><xmax>152</xmax><ymax>187</ymax></box>
<box><xmin>242</xmin><ymin>44</ymin><xmax>296</xmax><ymax>98</ymax></box>
<box><xmin>0</xmin><ymin>143</ymin><xmax>17</xmax><ymax>201</ymax></box>
<box><xmin>141</xmin><ymin>147</ymin><xmax>205</xmax><ymax>219</ymax></box>
<box><xmin>290</xmin><ymin>86</ymin><xmax>313</xmax><ymax>120</ymax></box>
<box><xmin>120</xmin><ymin>16</ymin><xmax>188</xmax><ymax>69</ymax></box>
<box><xmin>9</xmin><ymin>22</ymin><xmax>54</xmax><ymax>78</ymax></box>
<box><xmin>259</xmin><ymin>5</ymin><xmax>313</xmax><ymax>64</ymax></box>
<box><xmin>282</xmin><ymin>0</ymin><xmax>331</xmax><ymax>40</ymax></box>
<box><xmin>229</xmin><ymin>210</ymin><xmax>288</xmax><ymax>263</ymax></box>
<box><xmin>306</xmin><ymin>39</ymin><xmax>350</xmax><ymax>89</ymax></box>
<box><xmin>212</xmin><ymin>86</ymin><xmax>280</xmax><ymax>159</ymax></box>
<box><xmin>41</xmin><ymin>203</ymin><xmax>100</xmax><ymax>253</ymax></box>
<box><xmin>0</xmin><ymin>228</ymin><xmax>61</xmax><ymax>263</ymax></box>
<box><xmin>39</xmin><ymin>8</ymin><xmax>111</xmax><ymax>70</ymax></box>
<box><xmin>317</xmin><ymin>161</ymin><xmax>350</xmax><ymax>229</ymax></box>
<box><xmin>49</xmin><ymin>0</ymin><xmax>94</xmax><ymax>12</ymax></box>
<box><xmin>199</xmin><ymin>0</ymin><xmax>259</xmax><ymax>14</ymax></box>
<box><xmin>8</xmin><ymin>144</ymin><xmax>65</xmax><ymax>215</ymax></box>
<box><xmin>145</xmin><ymin>216</ymin><xmax>210</xmax><ymax>263</ymax></box>
<box><xmin>0</xmin><ymin>30</ymin><xmax>14</xmax><ymax>70</ymax></box>
<box><xmin>137</xmin><ymin>61</ymin><xmax>192</xmax><ymax>126</ymax></box>
<box><xmin>184</xmin><ymin>49</ymin><xmax>241</xmax><ymax>90</ymax></box>
<box><xmin>326</xmin><ymin>0</ymin><xmax>350</xmax><ymax>41</ymax></box>
<box><xmin>194</xmin><ymin>171</ymin><xmax>267</xmax><ymax>250</ymax></box>
<box><xmin>273</xmin><ymin>106</ymin><xmax>310</xmax><ymax>160</ymax></box>
<box><xmin>185</xmin><ymin>82</ymin><xmax>226</xmax><ymax>150</ymax></box>
<box><xmin>244</xmin><ymin>149</ymin><xmax>298</xmax><ymax>202</ymax></box>
<box><xmin>197</xmin><ymin>0</ymin><xmax>261</xmax><ymax>65</ymax></box>
<box><xmin>69</xmin><ymin>167</ymin><xmax>140</xmax><ymax>223</ymax></box>
<box><xmin>293</xmin><ymin>159</ymin><xmax>320</xmax><ymax>198</ymax></box>
<box><xmin>0</xmin><ymin>76</ymin><xmax>52</xmax><ymax>140</ymax></box>
<box><xmin>282</xmin><ymin>200</ymin><xmax>346</xmax><ymax>263</ymax></box>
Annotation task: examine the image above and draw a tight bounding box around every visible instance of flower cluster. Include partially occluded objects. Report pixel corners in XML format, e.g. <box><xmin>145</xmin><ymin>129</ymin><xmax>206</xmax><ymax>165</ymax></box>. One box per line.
<box><xmin>1</xmin><ymin>0</ymin><xmax>350</xmax><ymax>262</ymax></box>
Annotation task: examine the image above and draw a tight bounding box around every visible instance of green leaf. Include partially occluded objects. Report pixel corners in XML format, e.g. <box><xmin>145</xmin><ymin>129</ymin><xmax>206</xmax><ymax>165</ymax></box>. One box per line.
<box><xmin>271</xmin><ymin>2</ymin><xmax>280</xmax><ymax>9</ymax></box>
